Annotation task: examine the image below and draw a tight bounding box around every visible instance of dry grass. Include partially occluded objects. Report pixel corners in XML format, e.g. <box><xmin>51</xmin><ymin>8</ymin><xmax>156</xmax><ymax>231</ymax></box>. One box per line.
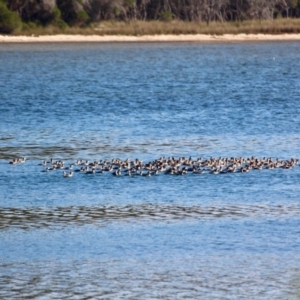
<box><xmin>16</xmin><ymin>18</ymin><xmax>300</xmax><ymax>36</ymax></box>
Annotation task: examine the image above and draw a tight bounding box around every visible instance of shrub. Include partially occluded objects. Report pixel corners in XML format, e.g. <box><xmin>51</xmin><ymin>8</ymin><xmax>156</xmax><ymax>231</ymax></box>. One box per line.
<box><xmin>0</xmin><ymin>2</ymin><xmax>22</xmax><ymax>33</ymax></box>
<box><xmin>159</xmin><ymin>11</ymin><xmax>172</xmax><ymax>22</ymax></box>
<box><xmin>76</xmin><ymin>10</ymin><xmax>89</xmax><ymax>26</ymax></box>
<box><xmin>22</xmin><ymin>21</ymin><xmax>37</xmax><ymax>31</ymax></box>
<box><xmin>51</xmin><ymin>6</ymin><xmax>68</xmax><ymax>29</ymax></box>
<box><xmin>53</xmin><ymin>6</ymin><xmax>62</xmax><ymax>22</ymax></box>
<box><xmin>56</xmin><ymin>19</ymin><xmax>68</xmax><ymax>29</ymax></box>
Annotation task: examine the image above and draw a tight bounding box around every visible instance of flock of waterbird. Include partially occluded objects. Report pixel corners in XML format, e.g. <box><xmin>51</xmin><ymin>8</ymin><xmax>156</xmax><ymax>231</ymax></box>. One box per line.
<box><xmin>8</xmin><ymin>156</ymin><xmax>299</xmax><ymax>178</ymax></box>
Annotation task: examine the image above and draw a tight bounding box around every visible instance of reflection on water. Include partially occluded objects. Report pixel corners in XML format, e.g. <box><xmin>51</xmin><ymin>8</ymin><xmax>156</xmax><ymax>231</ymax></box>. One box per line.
<box><xmin>1</xmin><ymin>203</ymin><xmax>300</xmax><ymax>230</ymax></box>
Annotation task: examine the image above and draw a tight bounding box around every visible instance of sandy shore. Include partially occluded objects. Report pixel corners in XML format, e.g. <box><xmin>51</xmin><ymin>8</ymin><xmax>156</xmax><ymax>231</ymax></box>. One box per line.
<box><xmin>0</xmin><ymin>33</ymin><xmax>300</xmax><ymax>43</ymax></box>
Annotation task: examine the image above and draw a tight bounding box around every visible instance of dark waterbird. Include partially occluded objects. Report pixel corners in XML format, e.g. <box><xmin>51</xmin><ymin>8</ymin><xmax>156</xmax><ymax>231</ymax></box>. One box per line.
<box><xmin>8</xmin><ymin>156</ymin><xmax>299</xmax><ymax>179</ymax></box>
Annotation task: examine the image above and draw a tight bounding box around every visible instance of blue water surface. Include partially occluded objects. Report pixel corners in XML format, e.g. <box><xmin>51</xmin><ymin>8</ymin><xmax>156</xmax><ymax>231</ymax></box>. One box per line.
<box><xmin>0</xmin><ymin>41</ymin><xmax>300</xmax><ymax>299</ymax></box>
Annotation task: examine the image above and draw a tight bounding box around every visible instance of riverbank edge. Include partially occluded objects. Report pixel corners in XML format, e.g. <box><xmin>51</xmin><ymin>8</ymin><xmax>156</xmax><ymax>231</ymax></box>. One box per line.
<box><xmin>1</xmin><ymin>33</ymin><xmax>300</xmax><ymax>43</ymax></box>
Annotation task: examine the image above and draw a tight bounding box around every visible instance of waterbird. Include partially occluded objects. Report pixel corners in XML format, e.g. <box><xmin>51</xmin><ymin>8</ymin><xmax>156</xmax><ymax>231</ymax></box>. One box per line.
<box><xmin>38</xmin><ymin>160</ymin><xmax>47</xmax><ymax>166</ymax></box>
<box><xmin>85</xmin><ymin>169</ymin><xmax>96</xmax><ymax>174</ymax></box>
<box><xmin>65</xmin><ymin>164</ymin><xmax>74</xmax><ymax>170</ymax></box>
<box><xmin>63</xmin><ymin>171</ymin><xmax>73</xmax><ymax>177</ymax></box>
<box><xmin>15</xmin><ymin>155</ymin><xmax>300</xmax><ymax>180</ymax></box>
<box><xmin>139</xmin><ymin>171</ymin><xmax>151</xmax><ymax>177</ymax></box>
<box><xmin>193</xmin><ymin>168</ymin><xmax>205</xmax><ymax>174</ymax></box>
<box><xmin>9</xmin><ymin>158</ymin><xmax>18</xmax><ymax>164</ymax></box>
<box><xmin>112</xmin><ymin>169</ymin><xmax>122</xmax><ymax>176</ymax></box>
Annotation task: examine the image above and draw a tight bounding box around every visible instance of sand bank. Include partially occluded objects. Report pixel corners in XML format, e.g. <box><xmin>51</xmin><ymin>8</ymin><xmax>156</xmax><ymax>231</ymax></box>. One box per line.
<box><xmin>0</xmin><ymin>33</ymin><xmax>300</xmax><ymax>43</ymax></box>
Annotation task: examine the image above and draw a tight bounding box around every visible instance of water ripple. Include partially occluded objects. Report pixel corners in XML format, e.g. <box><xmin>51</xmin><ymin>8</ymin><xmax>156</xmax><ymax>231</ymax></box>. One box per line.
<box><xmin>0</xmin><ymin>204</ymin><xmax>299</xmax><ymax>230</ymax></box>
<box><xmin>0</xmin><ymin>257</ymin><xmax>299</xmax><ymax>299</ymax></box>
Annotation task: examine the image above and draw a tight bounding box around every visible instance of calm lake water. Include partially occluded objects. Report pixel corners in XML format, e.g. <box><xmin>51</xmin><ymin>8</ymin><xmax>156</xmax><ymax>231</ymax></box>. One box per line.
<box><xmin>0</xmin><ymin>41</ymin><xmax>300</xmax><ymax>299</ymax></box>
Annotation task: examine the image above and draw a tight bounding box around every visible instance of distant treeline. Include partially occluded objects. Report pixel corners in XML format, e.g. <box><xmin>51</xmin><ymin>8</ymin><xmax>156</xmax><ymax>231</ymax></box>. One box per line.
<box><xmin>0</xmin><ymin>0</ymin><xmax>300</xmax><ymax>33</ymax></box>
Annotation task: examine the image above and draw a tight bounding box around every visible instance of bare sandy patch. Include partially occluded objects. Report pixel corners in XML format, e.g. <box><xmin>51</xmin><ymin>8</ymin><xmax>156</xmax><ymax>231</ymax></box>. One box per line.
<box><xmin>0</xmin><ymin>34</ymin><xmax>300</xmax><ymax>43</ymax></box>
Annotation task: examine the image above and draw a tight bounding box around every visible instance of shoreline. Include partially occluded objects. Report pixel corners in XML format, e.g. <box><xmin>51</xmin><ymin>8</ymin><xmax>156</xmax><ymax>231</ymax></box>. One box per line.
<box><xmin>1</xmin><ymin>33</ymin><xmax>300</xmax><ymax>43</ymax></box>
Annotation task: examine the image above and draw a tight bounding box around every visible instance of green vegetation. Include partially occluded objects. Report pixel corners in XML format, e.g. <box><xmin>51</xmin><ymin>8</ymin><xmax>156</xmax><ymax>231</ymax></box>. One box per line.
<box><xmin>1</xmin><ymin>0</ymin><xmax>300</xmax><ymax>35</ymax></box>
<box><xmin>0</xmin><ymin>1</ymin><xmax>22</xmax><ymax>33</ymax></box>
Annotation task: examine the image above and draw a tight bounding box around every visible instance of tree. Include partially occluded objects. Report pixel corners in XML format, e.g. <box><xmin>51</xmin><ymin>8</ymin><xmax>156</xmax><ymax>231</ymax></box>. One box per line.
<box><xmin>84</xmin><ymin>0</ymin><xmax>122</xmax><ymax>22</ymax></box>
<box><xmin>248</xmin><ymin>0</ymin><xmax>277</xmax><ymax>21</ymax></box>
<box><xmin>57</xmin><ymin>0</ymin><xmax>89</xmax><ymax>26</ymax></box>
<box><xmin>277</xmin><ymin>0</ymin><xmax>298</xmax><ymax>17</ymax></box>
<box><xmin>228</xmin><ymin>0</ymin><xmax>251</xmax><ymax>21</ymax></box>
<box><xmin>199</xmin><ymin>0</ymin><xmax>229</xmax><ymax>25</ymax></box>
